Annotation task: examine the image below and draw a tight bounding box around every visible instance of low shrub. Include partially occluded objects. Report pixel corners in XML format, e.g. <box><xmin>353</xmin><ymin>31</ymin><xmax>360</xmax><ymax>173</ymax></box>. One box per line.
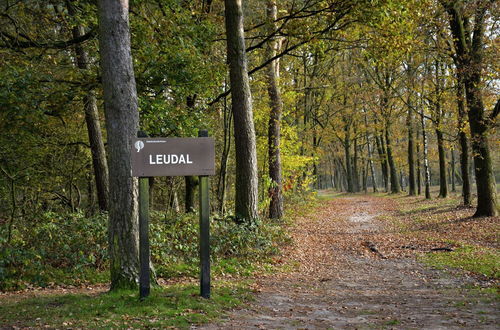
<box><xmin>1</xmin><ymin>209</ymin><xmax>289</xmax><ymax>290</ymax></box>
<box><xmin>0</xmin><ymin>211</ymin><xmax>107</xmax><ymax>290</ymax></box>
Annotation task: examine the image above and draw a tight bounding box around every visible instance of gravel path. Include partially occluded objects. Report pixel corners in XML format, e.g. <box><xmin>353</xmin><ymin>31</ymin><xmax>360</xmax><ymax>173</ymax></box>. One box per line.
<box><xmin>198</xmin><ymin>195</ymin><xmax>498</xmax><ymax>329</ymax></box>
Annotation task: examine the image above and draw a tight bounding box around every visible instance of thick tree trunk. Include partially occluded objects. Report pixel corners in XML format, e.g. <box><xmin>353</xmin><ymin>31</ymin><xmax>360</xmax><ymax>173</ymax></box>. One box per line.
<box><xmin>457</xmin><ymin>81</ymin><xmax>471</xmax><ymax>205</ymax></box>
<box><xmin>225</xmin><ymin>0</ymin><xmax>259</xmax><ymax>222</ymax></box>
<box><xmin>467</xmin><ymin>90</ymin><xmax>498</xmax><ymax>216</ymax></box>
<box><xmin>436</xmin><ymin>128</ymin><xmax>448</xmax><ymax>198</ymax></box>
<box><xmin>265</xmin><ymin>0</ymin><xmax>284</xmax><ymax>219</ymax></box>
<box><xmin>407</xmin><ymin>109</ymin><xmax>416</xmax><ymax>196</ymax></box>
<box><xmin>69</xmin><ymin>7</ymin><xmax>109</xmax><ymax>211</ymax></box>
<box><xmin>445</xmin><ymin>2</ymin><xmax>497</xmax><ymax>216</ymax></box>
<box><xmin>385</xmin><ymin>126</ymin><xmax>400</xmax><ymax>194</ymax></box>
<box><xmin>98</xmin><ymin>0</ymin><xmax>140</xmax><ymax>290</ymax></box>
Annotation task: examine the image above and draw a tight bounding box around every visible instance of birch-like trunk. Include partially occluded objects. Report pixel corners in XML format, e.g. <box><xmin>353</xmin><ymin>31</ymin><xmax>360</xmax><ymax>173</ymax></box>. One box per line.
<box><xmin>265</xmin><ymin>0</ymin><xmax>284</xmax><ymax>219</ymax></box>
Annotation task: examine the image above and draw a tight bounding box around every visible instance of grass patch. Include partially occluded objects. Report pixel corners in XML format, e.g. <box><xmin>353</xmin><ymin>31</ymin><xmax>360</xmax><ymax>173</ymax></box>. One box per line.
<box><xmin>384</xmin><ymin>319</ymin><xmax>401</xmax><ymax>326</ymax></box>
<box><xmin>421</xmin><ymin>245</ymin><xmax>500</xmax><ymax>279</ymax></box>
<box><xmin>0</xmin><ymin>282</ymin><xmax>251</xmax><ymax>328</ymax></box>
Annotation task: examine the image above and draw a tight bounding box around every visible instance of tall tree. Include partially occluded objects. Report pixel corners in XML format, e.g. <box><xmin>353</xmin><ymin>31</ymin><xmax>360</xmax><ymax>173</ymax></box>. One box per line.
<box><xmin>455</xmin><ymin>77</ymin><xmax>471</xmax><ymax>205</ymax></box>
<box><xmin>98</xmin><ymin>0</ymin><xmax>140</xmax><ymax>289</ymax></box>
<box><xmin>225</xmin><ymin>0</ymin><xmax>259</xmax><ymax>222</ymax></box>
<box><xmin>67</xmin><ymin>2</ymin><xmax>109</xmax><ymax>211</ymax></box>
<box><xmin>442</xmin><ymin>0</ymin><xmax>498</xmax><ymax>216</ymax></box>
<box><xmin>265</xmin><ymin>0</ymin><xmax>284</xmax><ymax>219</ymax></box>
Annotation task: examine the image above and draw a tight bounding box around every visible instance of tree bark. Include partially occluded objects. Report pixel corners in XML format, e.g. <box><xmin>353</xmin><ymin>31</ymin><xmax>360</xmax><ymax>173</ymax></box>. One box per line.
<box><xmin>98</xmin><ymin>0</ymin><xmax>140</xmax><ymax>290</ymax></box>
<box><xmin>353</xmin><ymin>137</ymin><xmax>360</xmax><ymax>192</ymax></box>
<box><xmin>184</xmin><ymin>176</ymin><xmax>198</xmax><ymax>213</ymax></box>
<box><xmin>444</xmin><ymin>1</ymin><xmax>497</xmax><ymax>216</ymax></box>
<box><xmin>217</xmin><ymin>89</ymin><xmax>232</xmax><ymax>215</ymax></box>
<box><xmin>450</xmin><ymin>149</ymin><xmax>456</xmax><ymax>192</ymax></box>
<box><xmin>367</xmin><ymin>137</ymin><xmax>377</xmax><ymax>193</ymax></box>
<box><xmin>416</xmin><ymin>129</ymin><xmax>422</xmax><ymax>195</ymax></box>
<box><xmin>68</xmin><ymin>4</ymin><xmax>109</xmax><ymax>211</ymax></box>
<box><xmin>385</xmin><ymin>126</ymin><xmax>400</xmax><ymax>193</ymax></box>
<box><xmin>457</xmin><ymin>79</ymin><xmax>471</xmax><ymax>205</ymax></box>
<box><xmin>407</xmin><ymin>109</ymin><xmax>416</xmax><ymax>196</ymax></box>
<box><xmin>363</xmin><ymin>110</ymin><xmax>378</xmax><ymax>192</ymax></box>
<box><xmin>265</xmin><ymin>0</ymin><xmax>284</xmax><ymax>219</ymax></box>
<box><xmin>225</xmin><ymin>0</ymin><xmax>259</xmax><ymax>222</ymax></box>
<box><xmin>344</xmin><ymin>134</ymin><xmax>354</xmax><ymax>193</ymax></box>
<box><xmin>421</xmin><ymin>108</ymin><xmax>431</xmax><ymax>199</ymax></box>
<box><xmin>436</xmin><ymin>127</ymin><xmax>448</xmax><ymax>198</ymax></box>
<box><xmin>375</xmin><ymin>134</ymin><xmax>389</xmax><ymax>192</ymax></box>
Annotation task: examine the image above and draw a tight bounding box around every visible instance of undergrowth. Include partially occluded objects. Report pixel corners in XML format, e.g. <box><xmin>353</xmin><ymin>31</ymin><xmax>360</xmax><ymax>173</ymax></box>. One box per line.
<box><xmin>1</xmin><ymin>193</ymin><xmax>300</xmax><ymax>290</ymax></box>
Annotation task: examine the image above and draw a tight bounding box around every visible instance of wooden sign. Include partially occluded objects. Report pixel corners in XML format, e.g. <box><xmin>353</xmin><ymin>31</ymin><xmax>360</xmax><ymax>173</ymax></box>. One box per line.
<box><xmin>131</xmin><ymin>137</ymin><xmax>215</xmax><ymax>177</ymax></box>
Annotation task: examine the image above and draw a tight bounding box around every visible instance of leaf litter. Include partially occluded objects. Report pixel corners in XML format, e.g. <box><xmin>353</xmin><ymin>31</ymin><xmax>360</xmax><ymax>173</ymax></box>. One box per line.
<box><xmin>199</xmin><ymin>194</ymin><xmax>499</xmax><ymax>329</ymax></box>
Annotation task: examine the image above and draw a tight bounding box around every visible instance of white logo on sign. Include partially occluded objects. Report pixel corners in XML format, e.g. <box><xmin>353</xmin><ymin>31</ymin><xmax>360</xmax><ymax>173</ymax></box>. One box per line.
<box><xmin>135</xmin><ymin>140</ymin><xmax>144</xmax><ymax>152</ymax></box>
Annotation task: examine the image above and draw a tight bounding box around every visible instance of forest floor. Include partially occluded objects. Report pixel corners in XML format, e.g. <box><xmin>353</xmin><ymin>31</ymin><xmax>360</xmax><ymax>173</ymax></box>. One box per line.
<box><xmin>1</xmin><ymin>192</ymin><xmax>498</xmax><ymax>329</ymax></box>
<box><xmin>198</xmin><ymin>192</ymin><xmax>499</xmax><ymax>329</ymax></box>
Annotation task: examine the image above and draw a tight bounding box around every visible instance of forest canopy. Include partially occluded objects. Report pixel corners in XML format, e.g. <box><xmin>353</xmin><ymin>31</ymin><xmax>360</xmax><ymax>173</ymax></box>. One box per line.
<box><xmin>0</xmin><ymin>0</ymin><xmax>498</xmax><ymax>290</ymax></box>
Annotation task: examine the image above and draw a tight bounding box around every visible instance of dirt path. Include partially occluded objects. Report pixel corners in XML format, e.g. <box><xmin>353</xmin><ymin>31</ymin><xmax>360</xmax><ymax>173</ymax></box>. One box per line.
<box><xmin>198</xmin><ymin>195</ymin><xmax>498</xmax><ymax>329</ymax></box>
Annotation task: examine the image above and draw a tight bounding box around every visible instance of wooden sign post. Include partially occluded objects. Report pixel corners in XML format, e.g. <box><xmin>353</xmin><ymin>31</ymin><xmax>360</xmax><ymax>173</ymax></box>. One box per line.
<box><xmin>132</xmin><ymin>130</ymin><xmax>215</xmax><ymax>300</ymax></box>
<box><xmin>198</xmin><ymin>130</ymin><xmax>210</xmax><ymax>298</ymax></box>
<box><xmin>139</xmin><ymin>176</ymin><xmax>150</xmax><ymax>299</ymax></box>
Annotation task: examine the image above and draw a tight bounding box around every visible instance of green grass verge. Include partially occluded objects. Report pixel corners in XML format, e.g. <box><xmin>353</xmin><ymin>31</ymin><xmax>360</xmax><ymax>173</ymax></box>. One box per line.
<box><xmin>421</xmin><ymin>245</ymin><xmax>500</xmax><ymax>279</ymax></box>
<box><xmin>0</xmin><ymin>282</ymin><xmax>251</xmax><ymax>329</ymax></box>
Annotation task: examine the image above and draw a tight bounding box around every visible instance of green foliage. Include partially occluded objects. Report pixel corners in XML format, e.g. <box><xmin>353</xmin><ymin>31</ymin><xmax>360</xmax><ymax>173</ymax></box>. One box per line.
<box><xmin>150</xmin><ymin>211</ymin><xmax>288</xmax><ymax>279</ymax></box>
<box><xmin>0</xmin><ymin>212</ymin><xmax>107</xmax><ymax>290</ymax></box>
<box><xmin>1</xmin><ymin>206</ymin><xmax>289</xmax><ymax>291</ymax></box>
<box><xmin>0</xmin><ymin>283</ymin><xmax>251</xmax><ymax>328</ymax></box>
<box><xmin>421</xmin><ymin>245</ymin><xmax>500</xmax><ymax>279</ymax></box>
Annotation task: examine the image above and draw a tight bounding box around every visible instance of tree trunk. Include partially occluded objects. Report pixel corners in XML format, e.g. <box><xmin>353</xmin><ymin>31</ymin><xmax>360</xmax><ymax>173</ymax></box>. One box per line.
<box><xmin>184</xmin><ymin>96</ymin><xmax>198</xmax><ymax>213</ymax></box>
<box><xmin>457</xmin><ymin>80</ymin><xmax>471</xmax><ymax>205</ymax></box>
<box><xmin>217</xmin><ymin>83</ymin><xmax>232</xmax><ymax>215</ymax></box>
<box><xmin>416</xmin><ymin>129</ymin><xmax>422</xmax><ymax>195</ymax></box>
<box><xmin>68</xmin><ymin>5</ymin><xmax>109</xmax><ymax>211</ymax></box>
<box><xmin>184</xmin><ymin>176</ymin><xmax>198</xmax><ymax>213</ymax></box>
<box><xmin>265</xmin><ymin>0</ymin><xmax>284</xmax><ymax>219</ymax></box>
<box><xmin>436</xmin><ymin>128</ymin><xmax>448</xmax><ymax>198</ymax></box>
<box><xmin>98</xmin><ymin>0</ymin><xmax>140</xmax><ymax>290</ymax></box>
<box><xmin>353</xmin><ymin>137</ymin><xmax>360</xmax><ymax>192</ymax></box>
<box><xmin>445</xmin><ymin>2</ymin><xmax>497</xmax><ymax>216</ymax></box>
<box><xmin>375</xmin><ymin>134</ymin><xmax>389</xmax><ymax>192</ymax></box>
<box><xmin>363</xmin><ymin>110</ymin><xmax>378</xmax><ymax>193</ymax></box>
<box><xmin>467</xmin><ymin>88</ymin><xmax>498</xmax><ymax>216</ymax></box>
<box><xmin>385</xmin><ymin>126</ymin><xmax>400</xmax><ymax>193</ymax></box>
<box><xmin>421</xmin><ymin>108</ymin><xmax>431</xmax><ymax>199</ymax></box>
<box><xmin>407</xmin><ymin>109</ymin><xmax>416</xmax><ymax>196</ymax></box>
<box><xmin>225</xmin><ymin>0</ymin><xmax>259</xmax><ymax>222</ymax></box>
<box><xmin>450</xmin><ymin>149</ymin><xmax>456</xmax><ymax>192</ymax></box>
<box><xmin>344</xmin><ymin>136</ymin><xmax>354</xmax><ymax>193</ymax></box>
<box><xmin>367</xmin><ymin>137</ymin><xmax>377</xmax><ymax>193</ymax></box>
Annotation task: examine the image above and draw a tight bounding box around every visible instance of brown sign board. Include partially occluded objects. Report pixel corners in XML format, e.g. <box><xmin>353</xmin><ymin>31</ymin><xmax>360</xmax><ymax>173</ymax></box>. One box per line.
<box><xmin>132</xmin><ymin>137</ymin><xmax>215</xmax><ymax>177</ymax></box>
